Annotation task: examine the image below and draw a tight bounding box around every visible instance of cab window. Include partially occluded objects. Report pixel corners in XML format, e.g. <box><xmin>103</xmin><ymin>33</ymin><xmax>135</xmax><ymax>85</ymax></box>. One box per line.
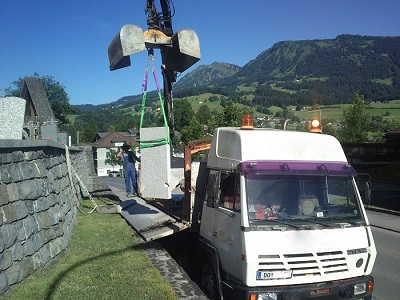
<box><xmin>220</xmin><ymin>172</ymin><xmax>241</xmax><ymax>212</ymax></box>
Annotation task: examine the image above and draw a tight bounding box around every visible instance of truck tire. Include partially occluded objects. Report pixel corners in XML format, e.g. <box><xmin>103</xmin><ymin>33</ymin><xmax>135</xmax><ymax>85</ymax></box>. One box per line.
<box><xmin>201</xmin><ymin>261</ymin><xmax>218</xmax><ymax>300</ymax></box>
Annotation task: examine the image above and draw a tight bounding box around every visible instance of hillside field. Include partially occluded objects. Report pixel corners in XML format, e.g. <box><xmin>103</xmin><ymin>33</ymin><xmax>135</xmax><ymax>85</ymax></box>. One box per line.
<box><xmin>177</xmin><ymin>97</ymin><xmax>400</xmax><ymax>123</ymax></box>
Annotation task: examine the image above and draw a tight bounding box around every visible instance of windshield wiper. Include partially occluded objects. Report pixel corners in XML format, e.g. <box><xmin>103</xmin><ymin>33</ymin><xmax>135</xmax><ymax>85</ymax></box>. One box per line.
<box><xmin>324</xmin><ymin>216</ymin><xmax>358</xmax><ymax>226</ymax></box>
<box><xmin>251</xmin><ymin>218</ymin><xmax>301</xmax><ymax>229</ymax></box>
<box><xmin>297</xmin><ymin>217</ymin><xmax>332</xmax><ymax>227</ymax></box>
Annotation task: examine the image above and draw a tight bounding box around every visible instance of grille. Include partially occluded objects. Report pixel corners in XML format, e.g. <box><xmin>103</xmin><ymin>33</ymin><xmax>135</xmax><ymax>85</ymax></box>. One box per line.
<box><xmin>258</xmin><ymin>251</ymin><xmax>348</xmax><ymax>277</ymax></box>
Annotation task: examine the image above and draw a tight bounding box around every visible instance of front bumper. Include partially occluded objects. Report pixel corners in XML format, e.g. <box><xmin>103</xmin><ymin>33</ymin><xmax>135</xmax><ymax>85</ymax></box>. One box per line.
<box><xmin>225</xmin><ymin>275</ymin><xmax>374</xmax><ymax>300</ymax></box>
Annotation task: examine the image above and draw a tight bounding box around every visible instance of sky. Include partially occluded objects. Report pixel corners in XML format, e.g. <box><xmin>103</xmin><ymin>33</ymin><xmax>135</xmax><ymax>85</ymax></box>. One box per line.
<box><xmin>1</xmin><ymin>0</ymin><xmax>400</xmax><ymax>105</ymax></box>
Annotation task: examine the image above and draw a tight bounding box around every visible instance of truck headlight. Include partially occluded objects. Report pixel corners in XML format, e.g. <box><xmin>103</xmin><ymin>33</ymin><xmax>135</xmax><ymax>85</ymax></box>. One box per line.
<box><xmin>353</xmin><ymin>282</ymin><xmax>366</xmax><ymax>295</ymax></box>
<box><xmin>258</xmin><ymin>292</ymin><xmax>278</xmax><ymax>300</ymax></box>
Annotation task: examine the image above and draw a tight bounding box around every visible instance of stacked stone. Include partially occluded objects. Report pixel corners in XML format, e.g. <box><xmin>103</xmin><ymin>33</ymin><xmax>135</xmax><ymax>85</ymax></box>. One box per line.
<box><xmin>0</xmin><ymin>142</ymin><xmax>89</xmax><ymax>294</ymax></box>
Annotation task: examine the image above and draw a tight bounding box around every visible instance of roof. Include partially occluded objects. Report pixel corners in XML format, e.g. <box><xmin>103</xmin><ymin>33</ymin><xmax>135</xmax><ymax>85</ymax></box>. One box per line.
<box><xmin>91</xmin><ymin>131</ymin><xmax>139</xmax><ymax>149</ymax></box>
<box><xmin>92</xmin><ymin>130</ymin><xmax>140</xmax><ymax>143</ymax></box>
<box><xmin>207</xmin><ymin>127</ymin><xmax>347</xmax><ymax>170</ymax></box>
<box><xmin>20</xmin><ymin>77</ymin><xmax>56</xmax><ymax>123</ymax></box>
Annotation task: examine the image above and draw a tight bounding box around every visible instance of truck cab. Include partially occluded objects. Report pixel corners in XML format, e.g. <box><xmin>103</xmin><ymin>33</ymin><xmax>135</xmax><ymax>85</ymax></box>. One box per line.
<box><xmin>196</xmin><ymin>127</ymin><xmax>377</xmax><ymax>300</ymax></box>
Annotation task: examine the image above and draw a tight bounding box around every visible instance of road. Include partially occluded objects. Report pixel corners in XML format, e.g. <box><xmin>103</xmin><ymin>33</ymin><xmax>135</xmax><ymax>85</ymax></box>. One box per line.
<box><xmin>370</xmin><ymin>226</ymin><xmax>400</xmax><ymax>300</ymax></box>
<box><xmin>101</xmin><ymin>176</ymin><xmax>126</xmax><ymax>192</ymax></box>
<box><xmin>370</xmin><ymin>181</ymin><xmax>400</xmax><ymax>211</ymax></box>
<box><xmin>100</xmin><ymin>176</ymin><xmax>399</xmax><ymax>299</ymax></box>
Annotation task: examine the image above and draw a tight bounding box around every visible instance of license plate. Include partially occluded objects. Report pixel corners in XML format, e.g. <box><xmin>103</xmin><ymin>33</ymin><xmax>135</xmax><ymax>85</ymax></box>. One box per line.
<box><xmin>256</xmin><ymin>270</ymin><xmax>292</xmax><ymax>280</ymax></box>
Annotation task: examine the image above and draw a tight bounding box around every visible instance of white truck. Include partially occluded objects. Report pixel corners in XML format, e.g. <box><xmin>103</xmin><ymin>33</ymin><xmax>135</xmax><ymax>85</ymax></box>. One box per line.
<box><xmin>107</xmin><ymin>3</ymin><xmax>376</xmax><ymax>297</ymax></box>
<box><xmin>182</xmin><ymin>121</ymin><xmax>377</xmax><ymax>300</ymax></box>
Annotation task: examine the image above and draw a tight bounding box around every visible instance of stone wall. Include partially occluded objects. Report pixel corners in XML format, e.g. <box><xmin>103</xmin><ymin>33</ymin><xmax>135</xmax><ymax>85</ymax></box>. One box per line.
<box><xmin>0</xmin><ymin>140</ymin><xmax>95</xmax><ymax>294</ymax></box>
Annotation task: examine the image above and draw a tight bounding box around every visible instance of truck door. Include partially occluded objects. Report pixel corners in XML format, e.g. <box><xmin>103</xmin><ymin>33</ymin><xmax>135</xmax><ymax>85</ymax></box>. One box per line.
<box><xmin>211</xmin><ymin>172</ymin><xmax>241</xmax><ymax>277</ymax></box>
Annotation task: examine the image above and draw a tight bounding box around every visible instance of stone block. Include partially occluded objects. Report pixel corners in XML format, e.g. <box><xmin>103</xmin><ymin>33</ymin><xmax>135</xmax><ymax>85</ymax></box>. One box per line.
<box><xmin>6</xmin><ymin>183</ymin><xmax>19</xmax><ymax>202</ymax></box>
<box><xmin>26</xmin><ymin>215</ymin><xmax>40</xmax><ymax>235</ymax></box>
<box><xmin>23</xmin><ymin>233</ymin><xmax>43</xmax><ymax>256</ymax></box>
<box><xmin>0</xmin><ymin>236</ymin><xmax>4</xmax><ymax>253</ymax></box>
<box><xmin>11</xmin><ymin>243</ymin><xmax>24</xmax><ymax>262</ymax></box>
<box><xmin>6</xmin><ymin>261</ymin><xmax>22</xmax><ymax>285</ymax></box>
<box><xmin>0</xmin><ymin>272</ymin><xmax>8</xmax><ymax>294</ymax></box>
<box><xmin>23</xmin><ymin>151</ymin><xmax>38</xmax><ymax>161</ymax></box>
<box><xmin>0</xmin><ymin>165</ymin><xmax>12</xmax><ymax>184</ymax></box>
<box><xmin>0</xmin><ymin>97</ymin><xmax>26</xmax><ymax>140</ymax></box>
<box><xmin>11</xmin><ymin>151</ymin><xmax>25</xmax><ymax>163</ymax></box>
<box><xmin>19</xmin><ymin>161</ymin><xmax>41</xmax><ymax>180</ymax></box>
<box><xmin>32</xmin><ymin>251</ymin><xmax>43</xmax><ymax>270</ymax></box>
<box><xmin>12</xmin><ymin>201</ymin><xmax>29</xmax><ymax>220</ymax></box>
<box><xmin>14</xmin><ymin>219</ymin><xmax>27</xmax><ymax>242</ymax></box>
<box><xmin>1</xmin><ymin>205</ymin><xmax>17</xmax><ymax>224</ymax></box>
<box><xmin>49</xmin><ymin>237</ymin><xmax>62</xmax><ymax>258</ymax></box>
<box><xmin>20</xmin><ymin>256</ymin><xmax>34</xmax><ymax>279</ymax></box>
<box><xmin>36</xmin><ymin>211</ymin><xmax>51</xmax><ymax>229</ymax></box>
<box><xmin>0</xmin><ymin>185</ymin><xmax>9</xmax><ymax>206</ymax></box>
<box><xmin>139</xmin><ymin>127</ymin><xmax>171</xmax><ymax>199</ymax></box>
<box><xmin>7</xmin><ymin>163</ymin><xmax>23</xmax><ymax>182</ymax></box>
<box><xmin>1</xmin><ymin>248</ymin><xmax>13</xmax><ymax>270</ymax></box>
<box><xmin>38</xmin><ymin>245</ymin><xmax>50</xmax><ymax>266</ymax></box>
<box><xmin>17</xmin><ymin>180</ymin><xmax>38</xmax><ymax>200</ymax></box>
<box><xmin>0</xmin><ymin>223</ymin><xmax>17</xmax><ymax>248</ymax></box>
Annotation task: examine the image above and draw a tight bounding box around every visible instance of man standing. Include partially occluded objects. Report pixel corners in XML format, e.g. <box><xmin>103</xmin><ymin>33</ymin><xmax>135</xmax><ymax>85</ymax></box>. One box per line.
<box><xmin>117</xmin><ymin>143</ymin><xmax>140</xmax><ymax>197</ymax></box>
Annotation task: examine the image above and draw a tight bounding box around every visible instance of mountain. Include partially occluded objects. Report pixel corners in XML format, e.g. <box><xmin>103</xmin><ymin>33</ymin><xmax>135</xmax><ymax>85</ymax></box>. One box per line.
<box><xmin>74</xmin><ymin>35</ymin><xmax>400</xmax><ymax>111</ymax></box>
<box><xmin>238</xmin><ymin>35</ymin><xmax>400</xmax><ymax>102</ymax></box>
<box><xmin>174</xmin><ymin>34</ymin><xmax>400</xmax><ymax>106</ymax></box>
<box><xmin>173</xmin><ymin>62</ymin><xmax>240</xmax><ymax>91</ymax></box>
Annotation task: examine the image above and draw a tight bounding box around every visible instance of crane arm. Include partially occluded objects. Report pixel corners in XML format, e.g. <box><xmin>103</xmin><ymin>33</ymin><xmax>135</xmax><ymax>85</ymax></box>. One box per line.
<box><xmin>107</xmin><ymin>0</ymin><xmax>201</xmax><ymax>136</ymax></box>
<box><xmin>145</xmin><ymin>0</ymin><xmax>176</xmax><ymax>135</ymax></box>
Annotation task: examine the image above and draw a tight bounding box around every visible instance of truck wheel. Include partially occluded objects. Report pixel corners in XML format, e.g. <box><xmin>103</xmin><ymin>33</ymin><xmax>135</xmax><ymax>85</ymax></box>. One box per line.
<box><xmin>201</xmin><ymin>261</ymin><xmax>218</xmax><ymax>300</ymax></box>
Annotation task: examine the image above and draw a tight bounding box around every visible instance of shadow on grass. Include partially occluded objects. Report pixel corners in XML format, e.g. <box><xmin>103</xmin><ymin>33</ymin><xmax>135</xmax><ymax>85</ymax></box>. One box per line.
<box><xmin>45</xmin><ymin>242</ymin><xmax>154</xmax><ymax>300</ymax></box>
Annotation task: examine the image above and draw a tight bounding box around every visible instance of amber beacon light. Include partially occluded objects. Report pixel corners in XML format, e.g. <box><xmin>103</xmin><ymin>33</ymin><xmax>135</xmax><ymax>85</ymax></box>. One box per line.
<box><xmin>241</xmin><ymin>114</ymin><xmax>254</xmax><ymax>129</ymax></box>
<box><xmin>310</xmin><ymin>118</ymin><xmax>322</xmax><ymax>133</ymax></box>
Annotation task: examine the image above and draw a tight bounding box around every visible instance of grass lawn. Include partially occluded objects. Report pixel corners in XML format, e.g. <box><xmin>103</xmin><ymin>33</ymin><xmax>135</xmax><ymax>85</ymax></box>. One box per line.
<box><xmin>2</xmin><ymin>199</ymin><xmax>177</xmax><ymax>300</ymax></box>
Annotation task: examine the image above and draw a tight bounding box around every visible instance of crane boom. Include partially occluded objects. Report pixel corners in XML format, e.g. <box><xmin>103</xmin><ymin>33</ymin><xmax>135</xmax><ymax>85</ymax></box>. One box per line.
<box><xmin>108</xmin><ymin>0</ymin><xmax>201</xmax><ymax>136</ymax></box>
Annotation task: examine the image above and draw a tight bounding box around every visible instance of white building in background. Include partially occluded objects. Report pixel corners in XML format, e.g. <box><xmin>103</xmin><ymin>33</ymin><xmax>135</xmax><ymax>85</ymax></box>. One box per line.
<box><xmin>91</xmin><ymin>130</ymin><xmax>139</xmax><ymax>176</ymax></box>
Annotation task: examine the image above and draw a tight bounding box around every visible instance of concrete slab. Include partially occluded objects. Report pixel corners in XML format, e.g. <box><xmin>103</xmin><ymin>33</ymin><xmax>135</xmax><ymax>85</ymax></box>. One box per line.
<box><xmin>140</xmin><ymin>127</ymin><xmax>172</xmax><ymax>199</ymax></box>
<box><xmin>119</xmin><ymin>196</ymin><xmax>188</xmax><ymax>242</ymax></box>
<box><xmin>0</xmin><ymin>97</ymin><xmax>26</xmax><ymax>139</ymax></box>
<box><xmin>106</xmin><ymin>177</ymin><xmax>187</xmax><ymax>241</ymax></box>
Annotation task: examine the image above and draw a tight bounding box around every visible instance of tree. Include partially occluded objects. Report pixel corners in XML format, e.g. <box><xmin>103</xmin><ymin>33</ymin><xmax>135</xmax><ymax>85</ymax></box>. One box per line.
<box><xmin>81</xmin><ymin>119</ymin><xmax>98</xmax><ymax>143</ymax></box>
<box><xmin>173</xmin><ymin>99</ymin><xmax>194</xmax><ymax>131</ymax></box>
<box><xmin>322</xmin><ymin>123</ymin><xmax>337</xmax><ymax>137</ymax></box>
<box><xmin>105</xmin><ymin>148</ymin><xmax>122</xmax><ymax>171</ymax></box>
<box><xmin>181</xmin><ymin>117</ymin><xmax>204</xmax><ymax>143</ymax></box>
<box><xmin>337</xmin><ymin>93</ymin><xmax>371</xmax><ymax>143</ymax></box>
<box><xmin>5</xmin><ymin>73</ymin><xmax>73</xmax><ymax>125</ymax></box>
<box><xmin>207</xmin><ymin>101</ymin><xmax>253</xmax><ymax>134</ymax></box>
<box><xmin>223</xmin><ymin>101</ymin><xmax>253</xmax><ymax>127</ymax></box>
<box><xmin>208</xmin><ymin>110</ymin><xmax>224</xmax><ymax>134</ymax></box>
<box><xmin>195</xmin><ymin>104</ymin><xmax>211</xmax><ymax>125</ymax></box>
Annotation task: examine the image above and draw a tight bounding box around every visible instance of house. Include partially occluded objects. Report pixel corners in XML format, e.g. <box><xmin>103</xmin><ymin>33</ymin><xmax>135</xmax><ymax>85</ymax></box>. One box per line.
<box><xmin>19</xmin><ymin>77</ymin><xmax>68</xmax><ymax>144</ymax></box>
<box><xmin>91</xmin><ymin>131</ymin><xmax>139</xmax><ymax>176</ymax></box>
<box><xmin>21</xmin><ymin>77</ymin><xmax>56</xmax><ymax>124</ymax></box>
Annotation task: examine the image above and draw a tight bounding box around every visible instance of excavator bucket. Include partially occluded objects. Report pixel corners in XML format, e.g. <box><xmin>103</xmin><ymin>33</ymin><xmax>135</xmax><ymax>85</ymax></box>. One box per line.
<box><xmin>164</xmin><ymin>29</ymin><xmax>201</xmax><ymax>72</ymax></box>
<box><xmin>108</xmin><ymin>24</ymin><xmax>146</xmax><ymax>71</ymax></box>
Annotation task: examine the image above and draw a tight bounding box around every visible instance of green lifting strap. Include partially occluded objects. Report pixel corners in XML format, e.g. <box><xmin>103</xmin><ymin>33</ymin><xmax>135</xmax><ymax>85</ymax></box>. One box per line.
<box><xmin>139</xmin><ymin>52</ymin><xmax>170</xmax><ymax>149</ymax></box>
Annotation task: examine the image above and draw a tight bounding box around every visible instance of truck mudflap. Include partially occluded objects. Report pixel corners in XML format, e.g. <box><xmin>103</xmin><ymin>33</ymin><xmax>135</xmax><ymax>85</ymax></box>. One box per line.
<box><xmin>223</xmin><ymin>275</ymin><xmax>374</xmax><ymax>300</ymax></box>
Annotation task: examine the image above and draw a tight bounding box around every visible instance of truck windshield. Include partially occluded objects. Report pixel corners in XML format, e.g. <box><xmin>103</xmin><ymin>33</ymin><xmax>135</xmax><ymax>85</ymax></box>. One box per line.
<box><xmin>245</xmin><ymin>174</ymin><xmax>364</xmax><ymax>226</ymax></box>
